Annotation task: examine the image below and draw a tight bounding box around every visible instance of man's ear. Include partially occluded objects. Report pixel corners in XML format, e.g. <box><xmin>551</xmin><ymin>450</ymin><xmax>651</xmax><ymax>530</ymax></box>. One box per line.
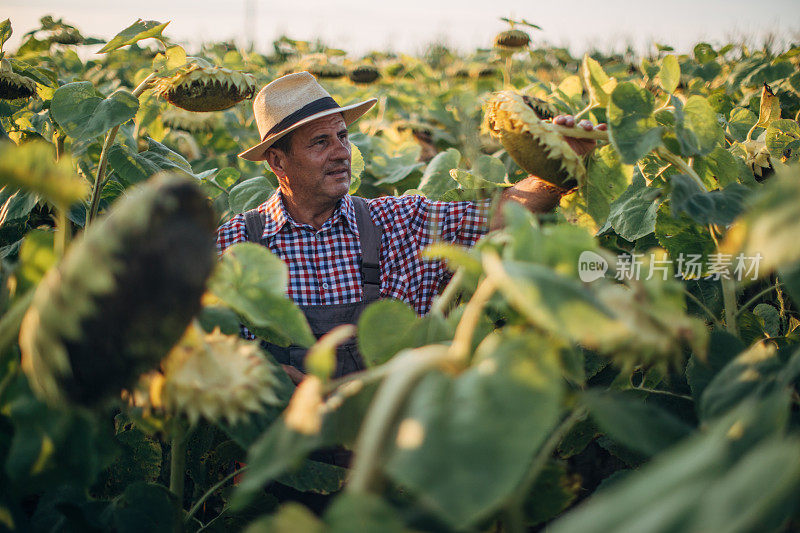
<box><xmin>265</xmin><ymin>147</ymin><xmax>287</xmax><ymax>178</ymax></box>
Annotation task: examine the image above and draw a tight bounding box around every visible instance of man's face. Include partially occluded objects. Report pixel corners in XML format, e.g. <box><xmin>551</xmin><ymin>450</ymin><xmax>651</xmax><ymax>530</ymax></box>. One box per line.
<box><xmin>269</xmin><ymin>113</ymin><xmax>351</xmax><ymax>207</ymax></box>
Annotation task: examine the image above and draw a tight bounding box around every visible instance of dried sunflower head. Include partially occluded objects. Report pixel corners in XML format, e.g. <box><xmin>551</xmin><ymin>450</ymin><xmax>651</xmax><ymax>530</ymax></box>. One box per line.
<box><xmin>19</xmin><ymin>173</ymin><xmax>217</xmax><ymax>407</ymax></box>
<box><xmin>152</xmin><ymin>64</ymin><xmax>256</xmax><ymax>112</ymax></box>
<box><xmin>485</xmin><ymin>91</ymin><xmax>585</xmax><ymax>189</ymax></box>
<box><xmin>154</xmin><ymin>324</ymin><xmax>281</xmax><ymax>425</ymax></box>
<box><xmin>162</xmin><ymin>107</ymin><xmax>219</xmax><ymax>133</ymax></box>
<box><xmin>494</xmin><ymin>29</ymin><xmax>531</xmax><ymax>50</ymax></box>
<box><xmin>348</xmin><ymin>65</ymin><xmax>380</xmax><ymax>84</ymax></box>
<box><xmin>48</xmin><ymin>29</ymin><xmax>83</xmax><ymax>45</ymax></box>
<box><xmin>0</xmin><ymin>59</ymin><xmax>37</xmax><ymax>101</ymax></box>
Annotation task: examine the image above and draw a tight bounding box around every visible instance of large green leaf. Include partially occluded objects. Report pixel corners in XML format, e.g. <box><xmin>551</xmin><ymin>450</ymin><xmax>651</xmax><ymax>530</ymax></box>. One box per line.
<box><xmin>584</xmin><ymin>144</ymin><xmax>634</xmax><ymax>224</ymax></box>
<box><xmin>385</xmin><ymin>335</ymin><xmax>563</xmax><ymax>528</ymax></box>
<box><xmin>765</xmin><ymin>119</ymin><xmax>800</xmax><ymax>164</ymax></box>
<box><xmin>209</xmin><ymin>242</ymin><xmax>315</xmax><ymax>347</ymax></box>
<box><xmin>598</xmin><ymin>173</ymin><xmax>663</xmax><ymax>241</ymax></box>
<box><xmin>418</xmin><ymin>148</ymin><xmax>460</xmax><ymax>199</ymax></box>
<box><xmin>607</xmin><ymin>82</ymin><xmax>663</xmax><ymax>164</ymax></box>
<box><xmin>669</xmin><ymin>174</ymin><xmax>747</xmax><ymax>226</ymax></box>
<box><xmin>228</xmin><ymin>176</ymin><xmax>277</xmax><ymax>214</ymax></box>
<box><xmin>106</xmin><ymin>137</ymin><xmax>207</xmax><ymax>186</ymax></box>
<box><xmin>98</xmin><ymin>19</ymin><xmax>169</xmax><ymax>53</ymax></box>
<box><xmin>324</xmin><ymin>493</ymin><xmax>406</xmax><ymax>533</ymax></box>
<box><xmin>686</xmin><ymin>330</ymin><xmax>744</xmax><ymax>402</ymax></box>
<box><xmin>674</xmin><ymin>95</ymin><xmax>724</xmax><ymax>157</ymax></box>
<box><xmin>106</xmin><ymin>483</ymin><xmax>180</xmax><ymax>533</ymax></box>
<box><xmin>584</xmin><ymin>391</ymin><xmax>693</xmax><ymax>457</ymax></box>
<box><xmin>581</xmin><ymin>54</ymin><xmax>617</xmax><ymax>108</ymax></box>
<box><xmin>50</xmin><ymin>82</ymin><xmax>138</xmax><ymax>141</ymax></box>
<box><xmin>654</xmin><ymin>204</ymin><xmax>716</xmax><ymax>278</ymax></box>
<box><xmin>0</xmin><ymin>19</ymin><xmax>11</xmax><ymax>51</ymax></box>
<box><xmin>658</xmin><ymin>54</ymin><xmax>681</xmax><ymax>94</ymax></box>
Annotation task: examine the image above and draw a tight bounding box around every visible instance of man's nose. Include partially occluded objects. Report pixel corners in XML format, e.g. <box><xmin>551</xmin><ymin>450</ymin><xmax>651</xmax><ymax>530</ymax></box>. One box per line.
<box><xmin>332</xmin><ymin>137</ymin><xmax>350</xmax><ymax>159</ymax></box>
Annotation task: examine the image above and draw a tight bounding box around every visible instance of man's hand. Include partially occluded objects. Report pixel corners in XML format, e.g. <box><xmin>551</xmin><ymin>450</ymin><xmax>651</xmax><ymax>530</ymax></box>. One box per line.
<box><xmin>554</xmin><ymin>115</ymin><xmax>608</xmax><ymax>156</ymax></box>
<box><xmin>490</xmin><ymin>115</ymin><xmax>606</xmax><ymax>228</ymax></box>
<box><xmin>281</xmin><ymin>364</ymin><xmax>306</xmax><ymax>386</ymax></box>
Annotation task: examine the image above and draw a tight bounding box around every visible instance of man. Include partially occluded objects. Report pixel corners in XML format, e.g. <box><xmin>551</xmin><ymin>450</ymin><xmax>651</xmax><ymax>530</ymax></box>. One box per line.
<box><xmin>217</xmin><ymin>72</ymin><xmax>603</xmax><ymax>383</ymax></box>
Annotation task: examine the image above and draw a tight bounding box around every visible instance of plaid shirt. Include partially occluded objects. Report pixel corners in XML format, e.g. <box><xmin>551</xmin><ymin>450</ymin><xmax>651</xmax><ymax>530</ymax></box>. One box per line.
<box><xmin>216</xmin><ymin>191</ymin><xmax>489</xmax><ymax>327</ymax></box>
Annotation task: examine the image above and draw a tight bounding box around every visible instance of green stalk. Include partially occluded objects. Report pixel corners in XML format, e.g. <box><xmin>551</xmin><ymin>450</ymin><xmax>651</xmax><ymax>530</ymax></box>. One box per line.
<box><xmin>54</xmin><ymin>208</ymin><xmax>70</xmax><ymax>258</ymax></box>
<box><xmin>170</xmin><ymin>419</ymin><xmax>189</xmax><ymax>510</ymax></box>
<box><xmin>185</xmin><ymin>466</ymin><xmax>248</xmax><ymax>525</ymax></box>
<box><xmin>86</xmin><ymin>72</ymin><xmax>159</xmax><ymax>224</ymax></box>
<box><xmin>734</xmin><ymin>283</ymin><xmax>781</xmax><ymax>318</ymax></box>
<box><xmin>655</xmin><ymin>146</ymin><xmax>708</xmax><ymax>191</ymax></box>
<box><xmin>0</xmin><ymin>290</ymin><xmax>34</xmax><ymax>355</ymax></box>
<box><xmin>429</xmin><ymin>267</ymin><xmax>464</xmax><ymax>317</ymax></box>
<box><xmin>722</xmin><ymin>278</ymin><xmax>739</xmax><ymax>336</ymax></box>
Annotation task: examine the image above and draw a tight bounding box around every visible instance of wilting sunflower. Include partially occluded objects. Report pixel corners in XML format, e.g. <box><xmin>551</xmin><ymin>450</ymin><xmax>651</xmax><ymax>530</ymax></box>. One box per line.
<box><xmin>485</xmin><ymin>90</ymin><xmax>586</xmax><ymax>189</ymax></box>
<box><xmin>301</xmin><ymin>54</ymin><xmax>346</xmax><ymax>79</ymax></box>
<box><xmin>494</xmin><ymin>29</ymin><xmax>531</xmax><ymax>51</ymax></box>
<box><xmin>348</xmin><ymin>65</ymin><xmax>380</xmax><ymax>84</ymax></box>
<box><xmin>151</xmin><ymin>324</ymin><xmax>281</xmax><ymax>425</ymax></box>
<box><xmin>162</xmin><ymin>107</ymin><xmax>220</xmax><ymax>133</ymax></box>
<box><xmin>152</xmin><ymin>63</ymin><xmax>256</xmax><ymax>112</ymax></box>
<box><xmin>0</xmin><ymin>59</ymin><xmax>37</xmax><ymax>101</ymax></box>
<box><xmin>19</xmin><ymin>173</ymin><xmax>217</xmax><ymax>407</ymax></box>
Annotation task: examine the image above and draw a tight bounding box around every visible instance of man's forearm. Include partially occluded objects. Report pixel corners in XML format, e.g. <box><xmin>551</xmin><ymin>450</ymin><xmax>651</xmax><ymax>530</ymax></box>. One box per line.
<box><xmin>490</xmin><ymin>175</ymin><xmax>570</xmax><ymax>228</ymax></box>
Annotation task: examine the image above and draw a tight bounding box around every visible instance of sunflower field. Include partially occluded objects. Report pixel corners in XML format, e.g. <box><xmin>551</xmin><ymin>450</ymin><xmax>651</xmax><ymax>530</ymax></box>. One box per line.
<box><xmin>1</xmin><ymin>15</ymin><xmax>800</xmax><ymax>532</ymax></box>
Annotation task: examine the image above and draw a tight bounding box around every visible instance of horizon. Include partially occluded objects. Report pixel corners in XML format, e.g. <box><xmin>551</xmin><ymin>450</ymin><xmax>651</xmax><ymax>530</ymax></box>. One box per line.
<box><xmin>4</xmin><ymin>0</ymin><xmax>799</xmax><ymax>58</ymax></box>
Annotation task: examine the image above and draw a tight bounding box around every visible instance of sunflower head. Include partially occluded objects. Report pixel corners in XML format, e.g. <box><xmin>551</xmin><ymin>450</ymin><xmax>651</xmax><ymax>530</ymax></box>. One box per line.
<box><xmin>348</xmin><ymin>65</ymin><xmax>380</xmax><ymax>84</ymax></box>
<box><xmin>742</xmin><ymin>136</ymin><xmax>774</xmax><ymax>182</ymax></box>
<box><xmin>485</xmin><ymin>90</ymin><xmax>585</xmax><ymax>189</ymax></box>
<box><xmin>19</xmin><ymin>173</ymin><xmax>217</xmax><ymax>407</ymax></box>
<box><xmin>48</xmin><ymin>29</ymin><xmax>83</xmax><ymax>45</ymax></box>
<box><xmin>0</xmin><ymin>59</ymin><xmax>37</xmax><ymax>101</ymax></box>
<box><xmin>494</xmin><ymin>29</ymin><xmax>531</xmax><ymax>50</ymax></box>
<box><xmin>152</xmin><ymin>64</ymin><xmax>256</xmax><ymax>112</ymax></box>
<box><xmin>154</xmin><ymin>324</ymin><xmax>281</xmax><ymax>425</ymax></box>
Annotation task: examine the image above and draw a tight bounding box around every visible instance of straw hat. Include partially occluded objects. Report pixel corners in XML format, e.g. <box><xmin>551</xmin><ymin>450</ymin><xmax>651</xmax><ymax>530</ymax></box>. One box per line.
<box><xmin>238</xmin><ymin>72</ymin><xmax>377</xmax><ymax>161</ymax></box>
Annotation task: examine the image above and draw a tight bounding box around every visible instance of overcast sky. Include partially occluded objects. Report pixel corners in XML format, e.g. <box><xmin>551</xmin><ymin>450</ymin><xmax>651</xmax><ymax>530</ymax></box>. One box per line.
<box><xmin>5</xmin><ymin>0</ymin><xmax>798</xmax><ymax>57</ymax></box>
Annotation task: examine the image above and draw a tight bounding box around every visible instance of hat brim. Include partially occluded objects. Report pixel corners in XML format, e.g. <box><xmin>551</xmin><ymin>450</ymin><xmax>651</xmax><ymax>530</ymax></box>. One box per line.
<box><xmin>238</xmin><ymin>98</ymin><xmax>377</xmax><ymax>162</ymax></box>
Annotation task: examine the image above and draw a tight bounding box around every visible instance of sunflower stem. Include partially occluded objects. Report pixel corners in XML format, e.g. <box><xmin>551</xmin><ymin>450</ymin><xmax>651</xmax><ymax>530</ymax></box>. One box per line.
<box><xmin>54</xmin><ymin>208</ymin><xmax>70</xmax><ymax>258</ymax></box>
<box><xmin>655</xmin><ymin>146</ymin><xmax>708</xmax><ymax>191</ymax></box>
<box><xmin>86</xmin><ymin>72</ymin><xmax>159</xmax><ymax>224</ymax></box>
<box><xmin>170</xmin><ymin>418</ymin><xmax>189</xmax><ymax>512</ymax></box>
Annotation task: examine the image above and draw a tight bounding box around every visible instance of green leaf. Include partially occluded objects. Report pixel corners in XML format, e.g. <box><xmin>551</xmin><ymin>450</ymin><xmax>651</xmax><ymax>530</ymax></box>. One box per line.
<box><xmin>106</xmin><ymin>138</ymin><xmax>200</xmax><ymax>186</ymax></box>
<box><xmin>211</xmin><ymin>167</ymin><xmax>240</xmax><ymax>190</ymax></box>
<box><xmin>581</xmin><ymin>54</ymin><xmax>617</xmax><ymax>108</ymax></box>
<box><xmin>753</xmin><ymin>303</ymin><xmax>781</xmax><ymax>337</ymax></box>
<box><xmin>92</xmin><ymin>420</ymin><xmax>162</xmax><ymax>499</ymax></box>
<box><xmin>275</xmin><ymin>459</ymin><xmax>346</xmax><ymax>495</ymax></box>
<box><xmin>98</xmin><ymin>19</ymin><xmax>169</xmax><ymax>54</ymax></box>
<box><xmin>765</xmin><ymin>119</ymin><xmax>800</xmax><ymax>164</ymax></box>
<box><xmin>385</xmin><ymin>335</ymin><xmax>563</xmax><ymax>528</ymax></box>
<box><xmin>197</xmin><ymin>305</ymin><xmax>242</xmax><ymax>335</ymax></box>
<box><xmin>209</xmin><ymin>242</ymin><xmax>315</xmax><ymax>347</ymax></box>
<box><xmin>349</xmin><ymin>143</ymin><xmax>364</xmax><ymax>194</ymax></box>
<box><xmin>108</xmin><ymin>483</ymin><xmax>180</xmax><ymax>533</ymax></box>
<box><xmin>0</xmin><ymin>19</ymin><xmax>11</xmax><ymax>50</ymax></box>
<box><xmin>418</xmin><ymin>148</ymin><xmax>460</xmax><ymax>199</ymax></box>
<box><xmin>693</xmin><ymin>42</ymin><xmax>718</xmax><ymax>64</ymax></box>
<box><xmin>244</xmin><ymin>503</ymin><xmax>324</xmax><ymax>533</ymax></box>
<box><xmin>584</xmin><ymin>144</ymin><xmax>635</xmax><ymax>224</ymax></box>
<box><xmin>228</xmin><ymin>176</ymin><xmax>276</xmax><ymax>214</ymax></box>
<box><xmin>686</xmin><ymin>330</ymin><xmax>744</xmax><ymax>402</ymax></box>
<box><xmin>469</xmin><ymin>154</ymin><xmax>507</xmax><ymax>183</ymax></box>
<box><xmin>598</xmin><ymin>173</ymin><xmax>663</xmax><ymax>241</ymax></box>
<box><xmin>694</xmin><ymin>146</ymin><xmax>740</xmax><ymax>188</ymax></box>
<box><xmin>0</xmin><ymin>187</ymin><xmax>37</xmax><ymax>226</ymax></box>
<box><xmin>584</xmin><ymin>391</ymin><xmax>693</xmax><ymax>456</ymax></box>
<box><xmin>658</xmin><ymin>54</ymin><xmax>680</xmax><ymax>94</ymax></box>
<box><xmin>357</xmin><ymin>300</ymin><xmax>418</xmax><ymax>366</ymax></box>
<box><xmin>0</xmin><ymin>142</ymin><xmax>88</xmax><ymax>207</ymax></box>
<box><xmin>51</xmin><ymin>82</ymin><xmax>139</xmax><ymax>141</ymax></box>
<box><xmin>669</xmin><ymin>175</ymin><xmax>747</xmax><ymax>226</ymax></box>
<box><xmin>727</xmin><ymin>107</ymin><xmax>757</xmax><ymax>143</ymax></box>
<box><xmin>16</xmin><ymin>230</ymin><xmax>56</xmax><ymax>293</ymax></box>
<box><xmin>523</xmin><ymin>460</ymin><xmax>580</xmax><ymax>526</ymax></box>
<box><xmin>607</xmin><ymin>82</ymin><xmax>664</xmax><ymax>164</ymax></box>
<box><xmin>654</xmin><ymin>203</ymin><xmax>716</xmax><ymax>276</ymax></box>
<box><xmin>675</xmin><ymin>95</ymin><xmax>724</xmax><ymax>156</ymax></box>
<box><xmin>324</xmin><ymin>492</ymin><xmax>405</xmax><ymax>533</ymax></box>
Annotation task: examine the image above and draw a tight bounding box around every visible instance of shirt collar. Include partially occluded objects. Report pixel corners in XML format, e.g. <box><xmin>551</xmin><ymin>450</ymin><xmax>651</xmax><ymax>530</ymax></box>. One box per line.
<box><xmin>259</xmin><ymin>190</ymin><xmax>359</xmax><ymax>239</ymax></box>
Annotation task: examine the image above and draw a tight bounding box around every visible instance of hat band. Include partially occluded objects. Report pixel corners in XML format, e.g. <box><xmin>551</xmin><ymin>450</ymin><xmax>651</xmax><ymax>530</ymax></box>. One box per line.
<box><xmin>264</xmin><ymin>96</ymin><xmax>340</xmax><ymax>139</ymax></box>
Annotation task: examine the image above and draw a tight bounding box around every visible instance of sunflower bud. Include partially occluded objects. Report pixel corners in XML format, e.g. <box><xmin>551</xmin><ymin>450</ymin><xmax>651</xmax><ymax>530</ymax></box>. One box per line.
<box><xmin>348</xmin><ymin>65</ymin><xmax>380</xmax><ymax>84</ymax></box>
<box><xmin>152</xmin><ymin>64</ymin><xmax>256</xmax><ymax>112</ymax></box>
<box><xmin>154</xmin><ymin>324</ymin><xmax>281</xmax><ymax>425</ymax></box>
<box><xmin>19</xmin><ymin>173</ymin><xmax>217</xmax><ymax>406</ymax></box>
<box><xmin>485</xmin><ymin>91</ymin><xmax>585</xmax><ymax>189</ymax></box>
<box><xmin>0</xmin><ymin>59</ymin><xmax>37</xmax><ymax>101</ymax></box>
<box><xmin>742</xmin><ymin>136</ymin><xmax>774</xmax><ymax>182</ymax></box>
<box><xmin>494</xmin><ymin>29</ymin><xmax>531</xmax><ymax>50</ymax></box>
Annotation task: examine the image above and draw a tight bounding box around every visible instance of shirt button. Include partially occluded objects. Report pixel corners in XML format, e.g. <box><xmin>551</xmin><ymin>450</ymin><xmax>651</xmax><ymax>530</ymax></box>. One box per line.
<box><xmin>322</xmin><ymin>282</ymin><xmax>329</xmax><ymax>289</ymax></box>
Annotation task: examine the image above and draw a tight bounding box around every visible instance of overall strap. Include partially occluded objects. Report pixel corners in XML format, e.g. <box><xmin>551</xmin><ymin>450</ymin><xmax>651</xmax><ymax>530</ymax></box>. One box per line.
<box><xmin>244</xmin><ymin>208</ymin><xmax>266</xmax><ymax>244</ymax></box>
<box><xmin>351</xmin><ymin>196</ymin><xmax>382</xmax><ymax>302</ymax></box>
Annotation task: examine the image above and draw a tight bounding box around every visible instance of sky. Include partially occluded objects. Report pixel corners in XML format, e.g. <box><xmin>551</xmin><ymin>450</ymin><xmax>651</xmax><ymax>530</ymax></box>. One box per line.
<box><xmin>4</xmin><ymin>0</ymin><xmax>799</xmax><ymax>57</ymax></box>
